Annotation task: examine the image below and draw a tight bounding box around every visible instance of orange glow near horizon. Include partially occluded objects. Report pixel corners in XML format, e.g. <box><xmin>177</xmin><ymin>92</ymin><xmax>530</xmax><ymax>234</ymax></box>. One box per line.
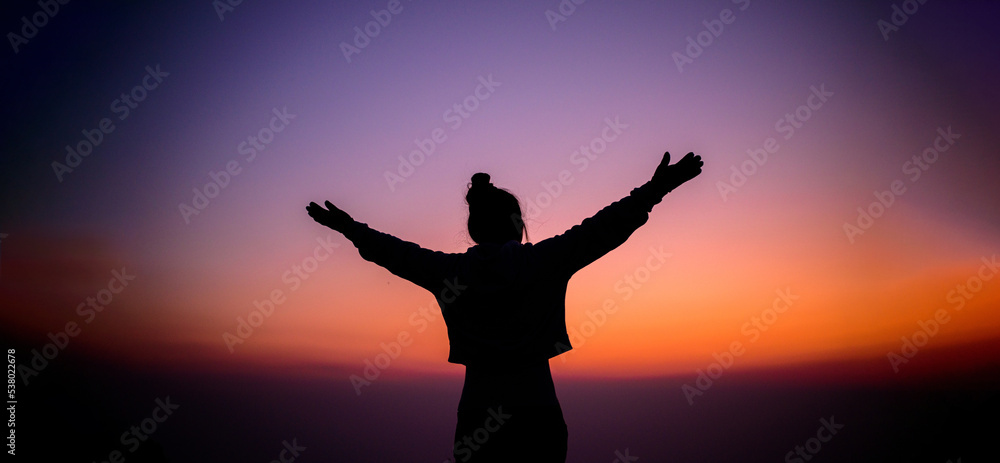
<box><xmin>5</xmin><ymin>191</ymin><xmax>998</xmax><ymax>382</ymax></box>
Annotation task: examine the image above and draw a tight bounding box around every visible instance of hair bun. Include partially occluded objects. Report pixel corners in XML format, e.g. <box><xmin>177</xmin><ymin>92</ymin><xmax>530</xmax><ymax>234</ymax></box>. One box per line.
<box><xmin>471</xmin><ymin>172</ymin><xmax>491</xmax><ymax>187</ymax></box>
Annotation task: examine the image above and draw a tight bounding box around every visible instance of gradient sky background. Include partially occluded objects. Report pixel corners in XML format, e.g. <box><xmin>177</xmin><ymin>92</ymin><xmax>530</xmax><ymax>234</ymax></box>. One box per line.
<box><xmin>2</xmin><ymin>0</ymin><xmax>999</xmax><ymax>461</ymax></box>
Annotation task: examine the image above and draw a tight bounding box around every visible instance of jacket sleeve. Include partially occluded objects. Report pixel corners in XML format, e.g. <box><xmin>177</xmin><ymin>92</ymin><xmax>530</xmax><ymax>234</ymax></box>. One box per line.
<box><xmin>531</xmin><ymin>180</ymin><xmax>669</xmax><ymax>277</ymax></box>
<box><xmin>340</xmin><ymin>220</ymin><xmax>458</xmax><ymax>292</ymax></box>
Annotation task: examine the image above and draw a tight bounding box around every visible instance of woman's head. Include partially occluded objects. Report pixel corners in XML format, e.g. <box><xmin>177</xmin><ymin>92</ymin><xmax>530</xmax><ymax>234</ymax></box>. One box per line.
<box><xmin>466</xmin><ymin>172</ymin><xmax>528</xmax><ymax>245</ymax></box>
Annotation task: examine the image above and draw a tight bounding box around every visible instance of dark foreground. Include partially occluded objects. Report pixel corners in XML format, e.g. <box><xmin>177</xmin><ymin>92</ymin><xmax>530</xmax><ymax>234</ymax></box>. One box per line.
<box><xmin>11</xmin><ymin>343</ymin><xmax>1000</xmax><ymax>463</ymax></box>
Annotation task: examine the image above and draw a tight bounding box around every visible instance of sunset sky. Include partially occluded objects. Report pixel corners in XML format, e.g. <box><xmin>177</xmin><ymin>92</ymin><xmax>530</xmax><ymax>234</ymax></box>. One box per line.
<box><xmin>2</xmin><ymin>1</ymin><xmax>999</xmax><ymax>460</ymax></box>
<box><xmin>4</xmin><ymin>0</ymin><xmax>999</xmax><ymax>379</ymax></box>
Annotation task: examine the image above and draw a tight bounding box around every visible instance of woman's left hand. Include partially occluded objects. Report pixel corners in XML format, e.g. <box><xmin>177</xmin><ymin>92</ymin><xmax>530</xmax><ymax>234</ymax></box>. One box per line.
<box><xmin>307</xmin><ymin>201</ymin><xmax>353</xmax><ymax>232</ymax></box>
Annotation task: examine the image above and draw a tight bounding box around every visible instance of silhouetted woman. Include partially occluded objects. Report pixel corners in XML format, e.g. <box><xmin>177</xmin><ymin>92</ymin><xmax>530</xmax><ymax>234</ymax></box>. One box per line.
<box><xmin>307</xmin><ymin>151</ymin><xmax>703</xmax><ymax>462</ymax></box>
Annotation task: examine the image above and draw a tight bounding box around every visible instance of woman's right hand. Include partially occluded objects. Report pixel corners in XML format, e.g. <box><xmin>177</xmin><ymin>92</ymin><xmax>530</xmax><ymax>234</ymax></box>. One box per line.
<box><xmin>651</xmin><ymin>151</ymin><xmax>703</xmax><ymax>191</ymax></box>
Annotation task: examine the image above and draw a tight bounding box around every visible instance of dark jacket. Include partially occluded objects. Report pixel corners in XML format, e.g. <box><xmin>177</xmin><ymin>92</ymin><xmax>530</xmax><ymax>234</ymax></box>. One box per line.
<box><xmin>341</xmin><ymin>180</ymin><xmax>668</xmax><ymax>366</ymax></box>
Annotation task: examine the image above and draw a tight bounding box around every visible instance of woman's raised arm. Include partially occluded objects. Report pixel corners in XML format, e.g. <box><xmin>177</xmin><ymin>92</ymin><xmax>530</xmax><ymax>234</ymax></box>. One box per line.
<box><xmin>306</xmin><ymin>201</ymin><xmax>458</xmax><ymax>292</ymax></box>
<box><xmin>531</xmin><ymin>152</ymin><xmax>702</xmax><ymax>276</ymax></box>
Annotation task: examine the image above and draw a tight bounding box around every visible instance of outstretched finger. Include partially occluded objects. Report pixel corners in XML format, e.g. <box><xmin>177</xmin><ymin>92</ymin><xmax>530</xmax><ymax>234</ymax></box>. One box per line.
<box><xmin>685</xmin><ymin>153</ymin><xmax>703</xmax><ymax>166</ymax></box>
<box><xmin>325</xmin><ymin>200</ymin><xmax>336</xmax><ymax>211</ymax></box>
